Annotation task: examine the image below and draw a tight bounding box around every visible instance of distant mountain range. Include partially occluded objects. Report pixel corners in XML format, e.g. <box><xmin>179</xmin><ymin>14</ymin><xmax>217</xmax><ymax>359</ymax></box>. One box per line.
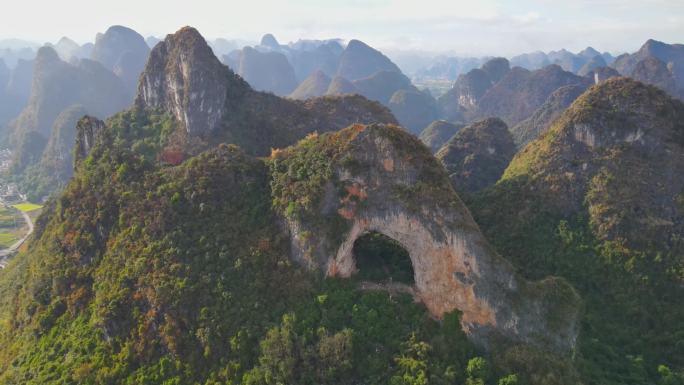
<box><xmin>1</xmin><ymin>25</ymin><xmax>683</xmax><ymax>204</ymax></box>
<box><xmin>1</xmin><ymin>23</ymin><xmax>684</xmax><ymax>385</ymax></box>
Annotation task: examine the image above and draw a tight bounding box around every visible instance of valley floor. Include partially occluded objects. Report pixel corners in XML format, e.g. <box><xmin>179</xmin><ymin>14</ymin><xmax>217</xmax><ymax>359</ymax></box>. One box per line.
<box><xmin>0</xmin><ymin>204</ymin><xmax>36</xmax><ymax>268</ymax></box>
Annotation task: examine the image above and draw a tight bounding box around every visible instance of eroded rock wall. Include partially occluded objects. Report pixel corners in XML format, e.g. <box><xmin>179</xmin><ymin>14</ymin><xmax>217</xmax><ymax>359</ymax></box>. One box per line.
<box><xmin>278</xmin><ymin>124</ymin><xmax>580</xmax><ymax>353</ymax></box>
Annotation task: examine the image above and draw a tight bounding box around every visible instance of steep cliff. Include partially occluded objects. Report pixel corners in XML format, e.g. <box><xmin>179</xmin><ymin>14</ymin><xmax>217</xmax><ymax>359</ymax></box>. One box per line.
<box><xmin>9</xmin><ymin>47</ymin><xmax>128</xmax><ymax>143</ymax></box>
<box><xmin>17</xmin><ymin>105</ymin><xmax>89</xmax><ymax>201</ymax></box>
<box><xmin>136</xmin><ymin>26</ymin><xmax>236</xmax><ymax>137</ymax></box>
<box><xmin>271</xmin><ymin>123</ymin><xmax>580</xmax><ymax>352</ymax></box>
<box><xmin>135</xmin><ymin>27</ymin><xmax>397</xmax><ymax>156</ymax></box>
<box><xmin>73</xmin><ymin>115</ymin><xmax>106</xmax><ymax>164</ymax></box>
<box><xmin>437</xmin><ymin>58</ymin><xmax>511</xmax><ymax>122</ymax></box>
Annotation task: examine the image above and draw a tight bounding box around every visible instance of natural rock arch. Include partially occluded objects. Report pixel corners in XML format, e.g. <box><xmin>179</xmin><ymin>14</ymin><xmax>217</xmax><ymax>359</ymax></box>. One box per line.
<box><xmin>351</xmin><ymin>230</ymin><xmax>415</xmax><ymax>284</ymax></box>
<box><xmin>274</xmin><ymin>123</ymin><xmax>580</xmax><ymax>353</ymax></box>
<box><xmin>331</xmin><ymin>211</ymin><xmax>499</xmax><ymax>327</ymax></box>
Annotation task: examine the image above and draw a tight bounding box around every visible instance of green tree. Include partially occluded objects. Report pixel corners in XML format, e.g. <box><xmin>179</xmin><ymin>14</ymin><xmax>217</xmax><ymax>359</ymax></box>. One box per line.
<box><xmin>391</xmin><ymin>333</ymin><xmax>431</xmax><ymax>385</ymax></box>
<box><xmin>466</xmin><ymin>357</ymin><xmax>492</xmax><ymax>385</ymax></box>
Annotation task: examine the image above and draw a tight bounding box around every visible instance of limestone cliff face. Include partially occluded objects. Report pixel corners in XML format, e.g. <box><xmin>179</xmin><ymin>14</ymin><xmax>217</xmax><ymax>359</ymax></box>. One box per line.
<box><xmin>10</xmin><ymin>47</ymin><xmax>129</xmax><ymax>143</ymax></box>
<box><xmin>272</xmin><ymin>124</ymin><xmax>580</xmax><ymax>353</ymax></box>
<box><xmin>135</xmin><ymin>27</ymin><xmax>397</xmax><ymax>157</ymax></box>
<box><xmin>437</xmin><ymin>58</ymin><xmax>511</xmax><ymax>122</ymax></box>
<box><xmin>136</xmin><ymin>26</ymin><xmax>242</xmax><ymax>136</ymax></box>
<box><xmin>74</xmin><ymin>115</ymin><xmax>106</xmax><ymax>165</ymax></box>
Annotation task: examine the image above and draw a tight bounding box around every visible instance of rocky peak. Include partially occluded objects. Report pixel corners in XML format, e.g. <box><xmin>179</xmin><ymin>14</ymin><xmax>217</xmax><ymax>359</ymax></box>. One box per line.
<box><xmin>236</xmin><ymin>46</ymin><xmax>298</xmax><ymax>95</ymax></box>
<box><xmin>475</xmin><ymin>64</ymin><xmax>590</xmax><ymax>126</ymax></box>
<box><xmin>436</xmin><ymin>118</ymin><xmax>516</xmax><ymax>193</ymax></box>
<box><xmin>437</xmin><ymin>68</ymin><xmax>493</xmax><ymax>121</ymax></box>
<box><xmin>260</xmin><ymin>33</ymin><xmax>280</xmax><ymax>49</ymax></box>
<box><xmin>641</xmin><ymin>38</ymin><xmax>671</xmax><ymax>56</ymax></box>
<box><xmin>273</xmin><ymin>123</ymin><xmax>580</xmax><ymax>352</ymax></box>
<box><xmin>91</xmin><ymin>25</ymin><xmax>150</xmax><ymax>95</ymax></box>
<box><xmin>578</xmin><ymin>46</ymin><xmax>601</xmax><ymax>59</ymax></box>
<box><xmin>92</xmin><ymin>25</ymin><xmax>149</xmax><ymax>69</ymax></box>
<box><xmin>511</xmin><ymin>83</ymin><xmax>589</xmax><ymax>148</ymax></box>
<box><xmin>289</xmin><ymin>69</ymin><xmax>331</xmax><ymax>99</ymax></box>
<box><xmin>586</xmin><ymin>66</ymin><xmax>620</xmax><ymax>84</ymax></box>
<box><xmin>326</xmin><ymin>75</ymin><xmax>359</xmax><ymax>95</ymax></box>
<box><xmin>577</xmin><ymin>55</ymin><xmax>607</xmax><ymax>77</ymax></box>
<box><xmin>351</xmin><ymin>70</ymin><xmax>416</xmax><ymax>104</ymax></box>
<box><xmin>335</xmin><ymin>39</ymin><xmax>402</xmax><ymax>81</ymax></box>
<box><xmin>503</xmin><ymin>78</ymin><xmax>684</xmax><ymax>248</ymax></box>
<box><xmin>74</xmin><ymin>115</ymin><xmax>105</xmax><ymax>165</ymax></box>
<box><xmin>480</xmin><ymin>57</ymin><xmax>510</xmax><ymax>83</ymax></box>
<box><xmin>631</xmin><ymin>56</ymin><xmax>678</xmax><ymax>97</ymax></box>
<box><xmin>135</xmin><ymin>26</ymin><xmax>244</xmax><ymax>136</ymax></box>
<box><xmin>35</xmin><ymin>46</ymin><xmax>61</xmax><ymax>67</ymax></box>
<box><xmin>52</xmin><ymin>37</ymin><xmax>81</xmax><ymax>61</ymax></box>
<box><xmin>387</xmin><ymin>89</ymin><xmax>439</xmax><ymax>134</ymax></box>
<box><xmin>419</xmin><ymin>120</ymin><xmax>464</xmax><ymax>152</ymax></box>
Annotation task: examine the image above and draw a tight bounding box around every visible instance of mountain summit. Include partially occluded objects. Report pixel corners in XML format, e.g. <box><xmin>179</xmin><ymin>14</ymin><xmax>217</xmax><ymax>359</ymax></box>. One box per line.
<box><xmin>136</xmin><ymin>26</ymin><xmax>237</xmax><ymax>136</ymax></box>
<box><xmin>135</xmin><ymin>27</ymin><xmax>396</xmax><ymax>155</ymax></box>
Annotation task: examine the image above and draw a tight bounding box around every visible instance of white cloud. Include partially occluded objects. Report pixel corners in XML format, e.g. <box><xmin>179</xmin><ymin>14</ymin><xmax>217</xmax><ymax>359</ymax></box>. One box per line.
<box><xmin>0</xmin><ymin>0</ymin><xmax>682</xmax><ymax>56</ymax></box>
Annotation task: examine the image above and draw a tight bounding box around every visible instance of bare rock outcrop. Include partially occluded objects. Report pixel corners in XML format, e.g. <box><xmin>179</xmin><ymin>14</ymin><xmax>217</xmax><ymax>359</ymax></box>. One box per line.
<box><xmin>135</xmin><ymin>27</ymin><xmax>397</xmax><ymax>156</ymax></box>
<box><xmin>271</xmin><ymin>123</ymin><xmax>580</xmax><ymax>353</ymax></box>
<box><xmin>74</xmin><ymin>115</ymin><xmax>106</xmax><ymax>165</ymax></box>
<box><xmin>136</xmin><ymin>26</ymin><xmax>240</xmax><ymax>136</ymax></box>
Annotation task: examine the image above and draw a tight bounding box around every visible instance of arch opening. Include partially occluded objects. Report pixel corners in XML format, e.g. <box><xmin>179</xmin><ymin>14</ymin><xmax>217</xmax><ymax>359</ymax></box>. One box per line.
<box><xmin>352</xmin><ymin>231</ymin><xmax>415</xmax><ymax>285</ymax></box>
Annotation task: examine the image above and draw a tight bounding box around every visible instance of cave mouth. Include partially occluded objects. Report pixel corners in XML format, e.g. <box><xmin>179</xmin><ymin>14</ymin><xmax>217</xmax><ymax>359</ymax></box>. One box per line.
<box><xmin>353</xmin><ymin>231</ymin><xmax>415</xmax><ymax>285</ymax></box>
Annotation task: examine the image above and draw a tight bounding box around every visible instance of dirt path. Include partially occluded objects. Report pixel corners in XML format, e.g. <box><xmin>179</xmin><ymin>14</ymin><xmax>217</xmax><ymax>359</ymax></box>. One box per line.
<box><xmin>357</xmin><ymin>281</ymin><xmax>422</xmax><ymax>302</ymax></box>
<box><xmin>0</xmin><ymin>210</ymin><xmax>34</xmax><ymax>269</ymax></box>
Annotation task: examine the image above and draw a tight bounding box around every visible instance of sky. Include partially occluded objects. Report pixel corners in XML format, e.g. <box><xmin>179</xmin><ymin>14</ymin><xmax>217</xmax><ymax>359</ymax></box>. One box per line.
<box><xmin>2</xmin><ymin>0</ymin><xmax>683</xmax><ymax>56</ymax></box>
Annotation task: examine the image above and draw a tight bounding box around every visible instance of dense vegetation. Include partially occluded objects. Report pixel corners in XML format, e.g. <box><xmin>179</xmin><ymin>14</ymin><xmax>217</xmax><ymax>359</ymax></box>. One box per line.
<box><xmin>1</xmin><ymin>78</ymin><xmax>683</xmax><ymax>384</ymax></box>
<box><xmin>0</xmin><ymin>111</ymin><xmax>521</xmax><ymax>384</ymax></box>
<box><xmin>465</xmin><ymin>79</ymin><xmax>684</xmax><ymax>384</ymax></box>
<box><xmin>467</xmin><ymin>184</ymin><xmax>684</xmax><ymax>384</ymax></box>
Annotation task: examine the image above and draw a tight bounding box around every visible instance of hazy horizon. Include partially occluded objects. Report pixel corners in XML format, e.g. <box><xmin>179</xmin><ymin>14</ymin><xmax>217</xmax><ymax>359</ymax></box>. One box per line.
<box><xmin>2</xmin><ymin>0</ymin><xmax>683</xmax><ymax>57</ymax></box>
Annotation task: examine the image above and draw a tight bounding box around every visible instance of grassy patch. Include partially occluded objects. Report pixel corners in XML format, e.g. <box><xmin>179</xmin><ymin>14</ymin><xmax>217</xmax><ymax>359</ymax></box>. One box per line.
<box><xmin>12</xmin><ymin>203</ymin><xmax>43</xmax><ymax>212</ymax></box>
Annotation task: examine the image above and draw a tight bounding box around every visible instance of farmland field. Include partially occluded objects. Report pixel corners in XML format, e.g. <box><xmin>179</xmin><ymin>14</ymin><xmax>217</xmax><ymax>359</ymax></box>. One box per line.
<box><xmin>0</xmin><ymin>232</ymin><xmax>17</xmax><ymax>248</ymax></box>
<box><xmin>12</xmin><ymin>202</ymin><xmax>43</xmax><ymax>212</ymax></box>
